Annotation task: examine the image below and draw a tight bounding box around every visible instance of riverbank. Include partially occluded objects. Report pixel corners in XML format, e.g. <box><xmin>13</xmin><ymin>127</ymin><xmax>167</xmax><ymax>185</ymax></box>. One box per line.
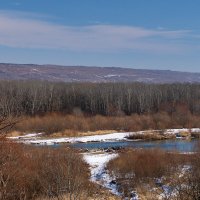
<box><xmin>8</xmin><ymin>128</ymin><xmax>200</xmax><ymax>145</ymax></box>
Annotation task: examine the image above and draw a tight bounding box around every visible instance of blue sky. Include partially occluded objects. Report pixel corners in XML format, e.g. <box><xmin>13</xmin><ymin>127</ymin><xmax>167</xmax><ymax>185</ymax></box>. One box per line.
<box><xmin>0</xmin><ymin>0</ymin><xmax>200</xmax><ymax>72</ymax></box>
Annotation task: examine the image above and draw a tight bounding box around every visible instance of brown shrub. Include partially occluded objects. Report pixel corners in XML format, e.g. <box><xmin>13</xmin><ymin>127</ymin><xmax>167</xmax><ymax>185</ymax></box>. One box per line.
<box><xmin>107</xmin><ymin>149</ymin><xmax>190</xmax><ymax>197</ymax></box>
<box><xmin>0</xmin><ymin>140</ymin><xmax>93</xmax><ymax>200</ymax></box>
<box><xmin>127</xmin><ymin>131</ymin><xmax>175</xmax><ymax>140</ymax></box>
<box><xmin>12</xmin><ymin>112</ymin><xmax>200</xmax><ymax>136</ymax></box>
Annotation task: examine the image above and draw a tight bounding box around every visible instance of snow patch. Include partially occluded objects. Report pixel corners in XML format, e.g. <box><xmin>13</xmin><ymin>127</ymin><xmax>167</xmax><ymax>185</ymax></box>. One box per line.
<box><xmin>9</xmin><ymin>132</ymin><xmax>132</xmax><ymax>145</ymax></box>
<box><xmin>83</xmin><ymin>152</ymin><xmax>121</xmax><ymax>196</ymax></box>
<box><xmin>104</xmin><ymin>74</ymin><xmax>119</xmax><ymax>78</ymax></box>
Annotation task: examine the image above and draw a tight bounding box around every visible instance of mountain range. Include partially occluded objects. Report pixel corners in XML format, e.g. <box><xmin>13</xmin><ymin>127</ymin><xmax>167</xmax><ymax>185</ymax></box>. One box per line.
<box><xmin>0</xmin><ymin>63</ymin><xmax>199</xmax><ymax>83</ymax></box>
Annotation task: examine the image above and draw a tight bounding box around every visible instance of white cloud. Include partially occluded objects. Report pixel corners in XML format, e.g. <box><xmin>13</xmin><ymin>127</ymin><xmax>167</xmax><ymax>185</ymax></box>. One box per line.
<box><xmin>0</xmin><ymin>11</ymin><xmax>193</xmax><ymax>53</ymax></box>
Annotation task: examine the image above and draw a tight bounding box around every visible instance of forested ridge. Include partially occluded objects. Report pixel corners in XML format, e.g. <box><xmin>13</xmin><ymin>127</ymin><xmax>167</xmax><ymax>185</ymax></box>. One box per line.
<box><xmin>0</xmin><ymin>80</ymin><xmax>200</xmax><ymax>116</ymax></box>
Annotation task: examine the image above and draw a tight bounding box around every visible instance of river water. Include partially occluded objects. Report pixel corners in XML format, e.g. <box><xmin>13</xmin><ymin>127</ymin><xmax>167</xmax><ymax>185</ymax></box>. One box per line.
<box><xmin>72</xmin><ymin>139</ymin><xmax>199</xmax><ymax>152</ymax></box>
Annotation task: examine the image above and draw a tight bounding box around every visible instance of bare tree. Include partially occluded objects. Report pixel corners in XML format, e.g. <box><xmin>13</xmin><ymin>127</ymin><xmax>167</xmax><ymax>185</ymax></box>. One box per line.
<box><xmin>0</xmin><ymin>116</ymin><xmax>18</xmax><ymax>138</ymax></box>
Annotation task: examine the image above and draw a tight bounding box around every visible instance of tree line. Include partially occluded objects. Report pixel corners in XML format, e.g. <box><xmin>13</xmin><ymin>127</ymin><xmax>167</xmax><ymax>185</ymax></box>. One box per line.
<box><xmin>0</xmin><ymin>80</ymin><xmax>200</xmax><ymax>116</ymax></box>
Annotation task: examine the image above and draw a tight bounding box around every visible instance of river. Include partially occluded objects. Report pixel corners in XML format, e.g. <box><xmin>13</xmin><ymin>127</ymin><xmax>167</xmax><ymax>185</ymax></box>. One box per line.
<box><xmin>72</xmin><ymin>139</ymin><xmax>199</xmax><ymax>152</ymax></box>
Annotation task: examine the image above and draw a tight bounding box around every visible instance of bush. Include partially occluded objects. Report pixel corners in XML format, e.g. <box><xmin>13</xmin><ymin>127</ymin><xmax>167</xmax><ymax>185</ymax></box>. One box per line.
<box><xmin>0</xmin><ymin>140</ymin><xmax>93</xmax><ymax>200</ymax></box>
<box><xmin>12</xmin><ymin>112</ymin><xmax>200</xmax><ymax>136</ymax></box>
<box><xmin>107</xmin><ymin>149</ymin><xmax>189</xmax><ymax>198</ymax></box>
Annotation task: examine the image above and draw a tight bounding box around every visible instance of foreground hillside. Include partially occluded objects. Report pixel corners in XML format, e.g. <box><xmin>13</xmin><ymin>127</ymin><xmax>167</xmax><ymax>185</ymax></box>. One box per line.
<box><xmin>0</xmin><ymin>63</ymin><xmax>200</xmax><ymax>83</ymax></box>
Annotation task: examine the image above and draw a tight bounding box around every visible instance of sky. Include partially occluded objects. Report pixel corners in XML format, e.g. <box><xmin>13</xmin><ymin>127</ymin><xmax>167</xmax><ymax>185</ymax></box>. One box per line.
<box><xmin>0</xmin><ymin>0</ymin><xmax>200</xmax><ymax>72</ymax></box>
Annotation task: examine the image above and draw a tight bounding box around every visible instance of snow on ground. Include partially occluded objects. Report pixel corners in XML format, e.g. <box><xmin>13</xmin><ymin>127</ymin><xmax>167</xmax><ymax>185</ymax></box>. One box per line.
<box><xmin>83</xmin><ymin>152</ymin><xmax>121</xmax><ymax>196</ymax></box>
<box><xmin>9</xmin><ymin>133</ymin><xmax>43</xmax><ymax>140</ymax></box>
<box><xmin>158</xmin><ymin>165</ymin><xmax>191</xmax><ymax>200</ymax></box>
<box><xmin>8</xmin><ymin>128</ymin><xmax>200</xmax><ymax>145</ymax></box>
<box><xmin>83</xmin><ymin>152</ymin><xmax>139</xmax><ymax>199</ymax></box>
<box><xmin>131</xmin><ymin>128</ymin><xmax>200</xmax><ymax>135</ymax></box>
<box><xmin>179</xmin><ymin>165</ymin><xmax>191</xmax><ymax>178</ymax></box>
<box><xmin>8</xmin><ymin>132</ymin><xmax>132</xmax><ymax>145</ymax></box>
<box><xmin>165</xmin><ymin>128</ymin><xmax>200</xmax><ymax>134</ymax></box>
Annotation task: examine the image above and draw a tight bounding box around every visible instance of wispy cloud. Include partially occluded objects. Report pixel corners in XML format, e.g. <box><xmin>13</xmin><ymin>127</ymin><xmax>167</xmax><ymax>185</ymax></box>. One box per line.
<box><xmin>0</xmin><ymin>11</ymin><xmax>194</xmax><ymax>53</ymax></box>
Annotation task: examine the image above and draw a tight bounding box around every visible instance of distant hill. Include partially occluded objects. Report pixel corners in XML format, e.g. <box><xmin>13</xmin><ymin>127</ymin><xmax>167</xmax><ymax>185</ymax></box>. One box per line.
<box><xmin>0</xmin><ymin>63</ymin><xmax>199</xmax><ymax>83</ymax></box>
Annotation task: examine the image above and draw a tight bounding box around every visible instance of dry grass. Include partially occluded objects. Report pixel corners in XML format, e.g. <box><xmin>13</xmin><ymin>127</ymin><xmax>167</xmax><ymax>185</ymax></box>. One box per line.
<box><xmin>37</xmin><ymin>191</ymin><xmax>120</xmax><ymax>200</ymax></box>
<box><xmin>179</xmin><ymin>131</ymin><xmax>191</xmax><ymax>137</ymax></box>
<box><xmin>191</xmin><ymin>132</ymin><xmax>200</xmax><ymax>138</ymax></box>
<box><xmin>6</xmin><ymin>130</ymin><xmax>22</xmax><ymax>137</ymax></box>
<box><xmin>49</xmin><ymin>130</ymin><xmax>117</xmax><ymax>137</ymax></box>
<box><xmin>0</xmin><ymin>140</ymin><xmax>94</xmax><ymax>200</ymax></box>
<box><xmin>7</xmin><ymin>112</ymin><xmax>200</xmax><ymax>137</ymax></box>
<box><xmin>127</xmin><ymin>131</ymin><xmax>176</xmax><ymax>140</ymax></box>
<box><xmin>107</xmin><ymin>149</ymin><xmax>191</xmax><ymax>198</ymax></box>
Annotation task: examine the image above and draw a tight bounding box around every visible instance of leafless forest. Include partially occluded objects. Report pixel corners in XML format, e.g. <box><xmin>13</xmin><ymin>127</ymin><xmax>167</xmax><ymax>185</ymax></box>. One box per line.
<box><xmin>0</xmin><ymin>81</ymin><xmax>199</xmax><ymax>116</ymax></box>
